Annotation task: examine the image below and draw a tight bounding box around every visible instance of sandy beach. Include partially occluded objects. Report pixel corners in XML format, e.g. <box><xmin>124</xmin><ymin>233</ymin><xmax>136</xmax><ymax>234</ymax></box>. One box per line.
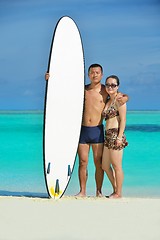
<box><xmin>0</xmin><ymin>196</ymin><xmax>160</xmax><ymax>240</ymax></box>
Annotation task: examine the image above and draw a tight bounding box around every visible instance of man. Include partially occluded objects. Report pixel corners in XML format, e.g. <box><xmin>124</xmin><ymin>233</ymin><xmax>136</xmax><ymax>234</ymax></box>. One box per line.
<box><xmin>76</xmin><ymin>64</ymin><xmax>128</xmax><ymax>197</ymax></box>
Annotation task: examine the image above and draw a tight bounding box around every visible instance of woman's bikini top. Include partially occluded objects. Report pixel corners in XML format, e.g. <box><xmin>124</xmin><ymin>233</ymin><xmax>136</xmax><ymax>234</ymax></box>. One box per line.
<box><xmin>102</xmin><ymin>99</ymin><xmax>119</xmax><ymax>120</ymax></box>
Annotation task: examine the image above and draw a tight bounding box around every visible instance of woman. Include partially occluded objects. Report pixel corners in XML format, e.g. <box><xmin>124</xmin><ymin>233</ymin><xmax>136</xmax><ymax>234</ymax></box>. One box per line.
<box><xmin>102</xmin><ymin>75</ymin><xmax>128</xmax><ymax>199</ymax></box>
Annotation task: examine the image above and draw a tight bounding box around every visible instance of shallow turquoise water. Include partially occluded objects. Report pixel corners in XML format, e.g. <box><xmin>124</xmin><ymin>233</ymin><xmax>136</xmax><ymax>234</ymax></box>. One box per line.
<box><xmin>0</xmin><ymin>111</ymin><xmax>47</xmax><ymax>197</ymax></box>
<box><xmin>0</xmin><ymin>111</ymin><xmax>160</xmax><ymax>198</ymax></box>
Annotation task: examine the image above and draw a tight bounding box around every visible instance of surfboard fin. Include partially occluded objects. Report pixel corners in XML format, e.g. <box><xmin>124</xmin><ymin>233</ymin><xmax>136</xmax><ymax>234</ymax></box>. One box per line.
<box><xmin>55</xmin><ymin>179</ymin><xmax>60</xmax><ymax>195</ymax></box>
<box><xmin>67</xmin><ymin>165</ymin><xmax>71</xmax><ymax>177</ymax></box>
<box><xmin>47</xmin><ymin>162</ymin><xmax>51</xmax><ymax>174</ymax></box>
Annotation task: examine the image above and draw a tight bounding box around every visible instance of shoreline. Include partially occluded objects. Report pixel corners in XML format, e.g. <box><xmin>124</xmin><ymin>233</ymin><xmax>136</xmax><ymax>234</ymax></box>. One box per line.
<box><xmin>0</xmin><ymin>196</ymin><xmax>160</xmax><ymax>240</ymax></box>
<box><xmin>0</xmin><ymin>110</ymin><xmax>160</xmax><ymax>114</ymax></box>
<box><xmin>1</xmin><ymin>186</ymin><xmax>160</xmax><ymax>199</ymax></box>
<box><xmin>1</xmin><ymin>190</ymin><xmax>160</xmax><ymax>199</ymax></box>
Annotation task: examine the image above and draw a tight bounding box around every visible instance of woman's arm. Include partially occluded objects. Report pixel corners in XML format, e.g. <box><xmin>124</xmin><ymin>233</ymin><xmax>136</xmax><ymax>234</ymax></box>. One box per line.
<box><xmin>116</xmin><ymin>103</ymin><xmax>127</xmax><ymax>144</ymax></box>
<box><xmin>118</xmin><ymin>103</ymin><xmax>126</xmax><ymax>136</ymax></box>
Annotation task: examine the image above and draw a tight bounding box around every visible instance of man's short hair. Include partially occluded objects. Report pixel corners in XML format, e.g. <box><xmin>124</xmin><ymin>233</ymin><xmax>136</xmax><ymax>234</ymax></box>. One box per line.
<box><xmin>88</xmin><ymin>64</ymin><xmax>103</xmax><ymax>74</ymax></box>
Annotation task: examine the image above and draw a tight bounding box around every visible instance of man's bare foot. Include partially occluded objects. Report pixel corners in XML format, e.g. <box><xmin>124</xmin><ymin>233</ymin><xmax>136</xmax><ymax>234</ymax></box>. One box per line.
<box><xmin>75</xmin><ymin>192</ymin><xmax>86</xmax><ymax>197</ymax></box>
<box><xmin>96</xmin><ymin>191</ymin><xmax>103</xmax><ymax>197</ymax></box>
<box><xmin>109</xmin><ymin>193</ymin><xmax>121</xmax><ymax>199</ymax></box>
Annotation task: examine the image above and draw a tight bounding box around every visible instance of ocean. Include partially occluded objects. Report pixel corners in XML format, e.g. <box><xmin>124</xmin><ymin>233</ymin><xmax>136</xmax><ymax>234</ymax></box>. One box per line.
<box><xmin>0</xmin><ymin>111</ymin><xmax>160</xmax><ymax>198</ymax></box>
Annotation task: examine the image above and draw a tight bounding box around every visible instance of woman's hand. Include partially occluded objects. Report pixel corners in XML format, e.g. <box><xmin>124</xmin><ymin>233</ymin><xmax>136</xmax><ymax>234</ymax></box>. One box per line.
<box><xmin>115</xmin><ymin>137</ymin><xmax>122</xmax><ymax>147</ymax></box>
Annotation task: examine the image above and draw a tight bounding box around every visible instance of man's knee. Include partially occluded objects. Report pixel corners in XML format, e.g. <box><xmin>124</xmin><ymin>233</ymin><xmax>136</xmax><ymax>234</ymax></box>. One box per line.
<box><xmin>94</xmin><ymin>156</ymin><xmax>102</xmax><ymax>168</ymax></box>
<box><xmin>79</xmin><ymin>158</ymin><xmax>88</xmax><ymax>168</ymax></box>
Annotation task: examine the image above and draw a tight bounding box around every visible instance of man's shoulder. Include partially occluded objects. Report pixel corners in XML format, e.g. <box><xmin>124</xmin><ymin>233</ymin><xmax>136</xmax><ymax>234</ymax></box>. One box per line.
<box><xmin>101</xmin><ymin>84</ymin><xmax>107</xmax><ymax>93</ymax></box>
<box><xmin>85</xmin><ymin>84</ymin><xmax>105</xmax><ymax>89</ymax></box>
<box><xmin>85</xmin><ymin>84</ymin><xmax>90</xmax><ymax>89</ymax></box>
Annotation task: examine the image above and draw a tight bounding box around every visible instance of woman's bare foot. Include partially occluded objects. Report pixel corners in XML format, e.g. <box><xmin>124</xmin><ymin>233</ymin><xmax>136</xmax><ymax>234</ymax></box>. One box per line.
<box><xmin>109</xmin><ymin>193</ymin><xmax>121</xmax><ymax>199</ymax></box>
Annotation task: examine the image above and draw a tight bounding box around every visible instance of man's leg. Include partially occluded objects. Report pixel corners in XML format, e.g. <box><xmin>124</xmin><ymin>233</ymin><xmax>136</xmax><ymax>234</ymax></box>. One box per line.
<box><xmin>76</xmin><ymin>143</ymin><xmax>90</xmax><ymax>197</ymax></box>
<box><xmin>92</xmin><ymin>143</ymin><xmax>104</xmax><ymax>196</ymax></box>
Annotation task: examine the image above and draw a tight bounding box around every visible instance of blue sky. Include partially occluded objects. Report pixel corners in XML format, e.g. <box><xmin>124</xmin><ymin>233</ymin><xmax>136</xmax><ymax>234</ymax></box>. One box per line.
<box><xmin>0</xmin><ymin>0</ymin><xmax>160</xmax><ymax>110</ymax></box>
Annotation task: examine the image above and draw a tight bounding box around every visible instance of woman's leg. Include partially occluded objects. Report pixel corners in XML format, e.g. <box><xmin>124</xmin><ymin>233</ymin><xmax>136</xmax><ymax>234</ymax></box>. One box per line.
<box><xmin>110</xmin><ymin>149</ymin><xmax>123</xmax><ymax>198</ymax></box>
<box><xmin>102</xmin><ymin>147</ymin><xmax>116</xmax><ymax>194</ymax></box>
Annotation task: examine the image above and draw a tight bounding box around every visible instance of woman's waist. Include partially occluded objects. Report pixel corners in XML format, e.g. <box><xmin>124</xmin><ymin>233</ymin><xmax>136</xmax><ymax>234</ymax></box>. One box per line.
<box><xmin>105</xmin><ymin>120</ymin><xmax>119</xmax><ymax>130</ymax></box>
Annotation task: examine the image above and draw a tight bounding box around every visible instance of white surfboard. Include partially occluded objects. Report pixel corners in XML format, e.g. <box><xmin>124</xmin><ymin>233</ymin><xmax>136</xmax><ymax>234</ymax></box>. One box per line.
<box><xmin>43</xmin><ymin>16</ymin><xmax>84</xmax><ymax>199</ymax></box>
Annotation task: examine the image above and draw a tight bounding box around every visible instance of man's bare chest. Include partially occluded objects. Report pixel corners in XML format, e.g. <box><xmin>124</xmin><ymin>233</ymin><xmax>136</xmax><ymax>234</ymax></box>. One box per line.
<box><xmin>85</xmin><ymin>90</ymin><xmax>104</xmax><ymax>104</ymax></box>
